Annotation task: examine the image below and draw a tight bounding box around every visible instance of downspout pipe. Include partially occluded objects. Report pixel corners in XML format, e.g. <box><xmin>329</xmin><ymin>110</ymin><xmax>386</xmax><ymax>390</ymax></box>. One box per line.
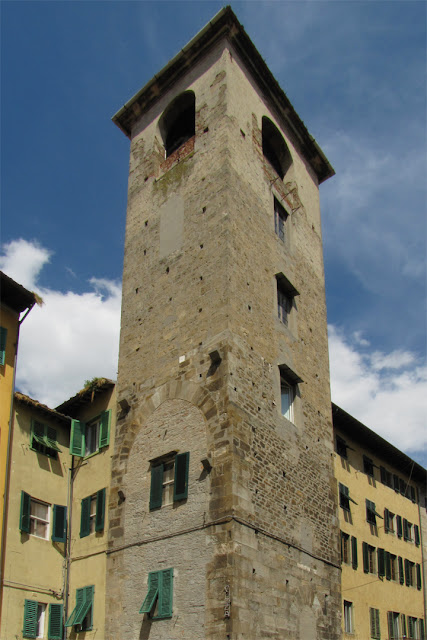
<box><xmin>0</xmin><ymin>301</ymin><xmax>35</xmax><ymax>628</ymax></box>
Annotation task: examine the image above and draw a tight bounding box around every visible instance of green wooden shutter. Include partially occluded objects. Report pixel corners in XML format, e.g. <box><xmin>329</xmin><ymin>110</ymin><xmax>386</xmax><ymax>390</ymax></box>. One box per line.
<box><xmin>95</xmin><ymin>488</ymin><xmax>106</xmax><ymax>532</ymax></box>
<box><xmin>31</xmin><ymin>421</ymin><xmax>46</xmax><ymax>448</ymax></box>
<box><xmin>419</xmin><ymin>619</ymin><xmax>424</xmax><ymax>639</ymax></box>
<box><xmin>159</xmin><ymin>568</ymin><xmax>173</xmax><ymax>618</ymax></box>
<box><xmin>20</xmin><ymin>491</ymin><xmax>31</xmax><ymax>533</ymax></box>
<box><xmin>370</xmin><ymin>608</ymin><xmax>380</xmax><ymax>639</ymax></box>
<box><xmin>385</xmin><ymin>551</ymin><xmax>391</xmax><ymax>580</ymax></box>
<box><xmin>0</xmin><ymin>327</ymin><xmax>7</xmax><ymax>366</ymax></box>
<box><xmin>52</xmin><ymin>505</ymin><xmax>67</xmax><ymax>542</ymax></box>
<box><xmin>414</xmin><ymin>524</ymin><xmax>420</xmax><ymax>546</ymax></box>
<box><xmin>98</xmin><ymin>410</ymin><xmax>111</xmax><ymax>449</ymax></box>
<box><xmin>80</xmin><ymin>496</ymin><xmax>91</xmax><ymax>538</ymax></box>
<box><xmin>398</xmin><ymin>556</ymin><xmax>404</xmax><ymax>584</ymax></box>
<box><xmin>378</xmin><ymin>548</ymin><xmax>385</xmax><ymax>577</ymax></box>
<box><xmin>351</xmin><ymin>536</ymin><xmax>358</xmax><ymax>570</ymax></box>
<box><xmin>78</xmin><ymin>586</ymin><xmax>94</xmax><ymax>627</ymax></box>
<box><xmin>388</xmin><ymin>613</ymin><xmax>394</xmax><ymax>640</ymax></box>
<box><xmin>23</xmin><ymin>599</ymin><xmax>38</xmax><ymax>638</ymax></box>
<box><xmin>384</xmin><ymin>508</ymin><xmax>390</xmax><ymax>532</ymax></box>
<box><xmin>70</xmin><ymin>420</ymin><xmax>85</xmax><ymax>457</ymax></box>
<box><xmin>416</xmin><ymin>563</ymin><xmax>422</xmax><ymax>590</ymax></box>
<box><xmin>404</xmin><ymin>559</ymin><xmax>410</xmax><ymax>586</ymax></box>
<box><xmin>48</xmin><ymin>603</ymin><xmax>63</xmax><ymax>640</ymax></box>
<box><xmin>362</xmin><ymin>542</ymin><xmax>369</xmax><ymax>573</ymax></box>
<box><xmin>396</xmin><ymin>515</ymin><xmax>402</xmax><ymax>538</ymax></box>
<box><xmin>65</xmin><ymin>588</ymin><xmax>85</xmax><ymax>627</ymax></box>
<box><xmin>173</xmin><ymin>452</ymin><xmax>189</xmax><ymax>501</ymax></box>
<box><xmin>150</xmin><ymin>464</ymin><xmax>164</xmax><ymax>510</ymax></box>
<box><xmin>403</xmin><ymin>518</ymin><xmax>409</xmax><ymax>540</ymax></box>
<box><xmin>45</xmin><ymin>426</ymin><xmax>61</xmax><ymax>452</ymax></box>
<box><xmin>139</xmin><ymin>572</ymin><xmax>160</xmax><ymax>614</ymax></box>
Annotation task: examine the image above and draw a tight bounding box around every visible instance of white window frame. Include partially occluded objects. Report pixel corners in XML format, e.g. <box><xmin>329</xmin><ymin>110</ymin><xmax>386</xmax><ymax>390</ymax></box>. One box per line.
<box><xmin>344</xmin><ymin>600</ymin><xmax>354</xmax><ymax>634</ymax></box>
<box><xmin>162</xmin><ymin>460</ymin><xmax>175</xmax><ymax>506</ymax></box>
<box><xmin>30</xmin><ymin>499</ymin><xmax>50</xmax><ymax>540</ymax></box>
<box><xmin>280</xmin><ymin>377</ymin><xmax>294</xmax><ymax>422</ymax></box>
<box><xmin>85</xmin><ymin>417</ymin><xmax>100</xmax><ymax>456</ymax></box>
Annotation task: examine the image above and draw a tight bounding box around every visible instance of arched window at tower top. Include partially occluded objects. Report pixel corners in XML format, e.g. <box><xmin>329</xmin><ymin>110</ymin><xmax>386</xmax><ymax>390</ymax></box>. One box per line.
<box><xmin>262</xmin><ymin>116</ymin><xmax>292</xmax><ymax>180</ymax></box>
<box><xmin>159</xmin><ymin>91</ymin><xmax>195</xmax><ymax>158</ymax></box>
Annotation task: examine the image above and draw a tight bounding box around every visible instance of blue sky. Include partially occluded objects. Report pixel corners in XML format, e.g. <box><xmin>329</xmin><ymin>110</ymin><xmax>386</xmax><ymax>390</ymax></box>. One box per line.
<box><xmin>1</xmin><ymin>1</ymin><xmax>426</xmax><ymax>466</ymax></box>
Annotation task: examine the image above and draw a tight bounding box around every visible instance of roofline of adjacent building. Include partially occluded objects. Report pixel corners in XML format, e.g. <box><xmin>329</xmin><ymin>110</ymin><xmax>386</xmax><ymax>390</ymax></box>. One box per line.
<box><xmin>0</xmin><ymin>271</ymin><xmax>38</xmax><ymax>315</ymax></box>
<box><xmin>14</xmin><ymin>392</ymin><xmax>70</xmax><ymax>425</ymax></box>
<box><xmin>112</xmin><ymin>6</ymin><xmax>334</xmax><ymax>184</ymax></box>
<box><xmin>55</xmin><ymin>377</ymin><xmax>116</xmax><ymax>418</ymax></box>
<box><xmin>332</xmin><ymin>402</ymin><xmax>426</xmax><ymax>483</ymax></box>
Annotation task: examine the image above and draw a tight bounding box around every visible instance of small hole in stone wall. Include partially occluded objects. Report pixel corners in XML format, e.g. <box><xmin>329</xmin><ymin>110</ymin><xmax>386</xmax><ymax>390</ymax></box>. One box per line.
<box><xmin>252</xmin><ymin>381</ymin><xmax>255</xmax><ymax>386</ymax></box>
<box><xmin>283</xmin><ymin>471</ymin><xmax>286</xmax><ymax>478</ymax></box>
<box><xmin>143</xmin><ymin>249</ymin><xmax>147</xmax><ymax>256</ymax></box>
<box><xmin>200</xmin><ymin>373</ymin><xmax>202</xmax><ymax>378</ymax></box>
<box><xmin>200</xmin><ymin>244</ymin><xmax>204</xmax><ymax>249</ymax></box>
<box><xmin>166</xmin><ymin>267</ymin><xmax>169</xmax><ymax>273</ymax></box>
<box><xmin>240</xmin><ymin>129</ymin><xmax>246</xmax><ymax>138</ymax></box>
<box><xmin>284</xmin><ymin>505</ymin><xmax>287</xmax><ymax>511</ymax></box>
<box><xmin>252</xmin><ymin>568</ymin><xmax>256</xmax><ymax>574</ymax></box>
<box><xmin>250</xmin><ymin>346</ymin><xmax>254</xmax><ymax>350</ymax></box>
<box><xmin>145</xmin><ymin>220</ymin><xmax>148</xmax><ymax>227</ymax></box>
<box><xmin>136</xmin><ymin>347</ymin><xmax>139</xmax><ymax>352</ymax></box>
<box><xmin>234</xmin><ymin>387</ymin><xmax>237</xmax><ymax>391</ymax></box>
<box><xmin>257</xmin><ymin>407</ymin><xmax>261</xmax><ymax>412</ymax></box>
<box><xmin>199</xmin><ymin>308</ymin><xmax>202</xmax><ymax>313</ymax></box>
<box><xmin>202</xmin><ymin>206</ymin><xmax>206</xmax><ymax>213</ymax></box>
<box><xmin>200</xmin><ymin>276</ymin><xmax>203</xmax><ymax>280</ymax></box>
<box><xmin>144</xmin><ymin>176</ymin><xmax>149</xmax><ymax>182</ymax></box>
<box><xmin>169</xmin><ymin>297</ymin><xmax>172</xmax><ymax>302</ymax></box>
<box><xmin>248</xmin><ymin>305</ymin><xmax>251</xmax><ymax>311</ymax></box>
<box><xmin>204</xmin><ymin>126</ymin><xmax>209</xmax><ymax>133</ymax></box>
<box><xmin>135</xmin><ymin>288</ymin><xmax>138</xmax><ymax>294</ymax></box>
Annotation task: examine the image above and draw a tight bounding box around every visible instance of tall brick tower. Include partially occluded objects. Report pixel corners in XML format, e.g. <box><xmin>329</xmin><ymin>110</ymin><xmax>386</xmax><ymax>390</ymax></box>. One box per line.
<box><xmin>107</xmin><ymin>7</ymin><xmax>341</xmax><ymax>639</ymax></box>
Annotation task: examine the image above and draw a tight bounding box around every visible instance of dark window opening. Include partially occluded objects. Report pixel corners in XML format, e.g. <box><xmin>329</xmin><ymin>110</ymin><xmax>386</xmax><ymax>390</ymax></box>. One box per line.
<box><xmin>262</xmin><ymin>116</ymin><xmax>292</xmax><ymax>180</ymax></box>
<box><xmin>159</xmin><ymin>91</ymin><xmax>195</xmax><ymax>158</ymax></box>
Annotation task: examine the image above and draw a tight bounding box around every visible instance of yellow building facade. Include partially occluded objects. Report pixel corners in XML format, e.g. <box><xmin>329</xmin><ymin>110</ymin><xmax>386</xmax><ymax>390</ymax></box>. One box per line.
<box><xmin>333</xmin><ymin>403</ymin><xmax>426</xmax><ymax>639</ymax></box>
<box><xmin>0</xmin><ymin>272</ymin><xmax>36</xmax><ymax>614</ymax></box>
<box><xmin>1</xmin><ymin>379</ymin><xmax>115</xmax><ymax>640</ymax></box>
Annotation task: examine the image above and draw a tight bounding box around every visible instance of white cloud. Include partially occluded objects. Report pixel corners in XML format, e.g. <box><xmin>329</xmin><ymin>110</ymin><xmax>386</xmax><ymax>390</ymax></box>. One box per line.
<box><xmin>0</xmin><ymin>238</ymin><xmax>52</xmax><ymax>290</ymax></box>
<box><xmin>329</xmin><ymin>325</ymin><xmax>427</xmax><ymax>461</ymax></box>
<box><xmin>1</xmin><ymin>239</ymin><xmax>121</xmax><ymax>408</ymax></box>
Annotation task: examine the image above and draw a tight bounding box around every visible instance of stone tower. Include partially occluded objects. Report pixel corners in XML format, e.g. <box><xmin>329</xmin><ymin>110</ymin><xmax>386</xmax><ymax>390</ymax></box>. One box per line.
<box><xmin>106</xmin><ymin>7</ymin><xmax>341</xmax><ymax>639</ymax></box>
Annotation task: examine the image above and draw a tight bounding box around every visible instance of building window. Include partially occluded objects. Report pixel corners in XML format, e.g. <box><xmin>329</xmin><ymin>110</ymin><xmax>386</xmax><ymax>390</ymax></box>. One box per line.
<box><xmin>23</xmin><ymin>600</ymin><xmax>46</xmax><ymax>638</ymax></box>
<box><xmin>408</xmin><ymin>617</ymin><xmax>418</xmax><ymax>639</ymax></box>
<box><xmin>343</xmin><ymin>600</ymin><xmax>354</xmax><ymax>634</ymax></box>
<box><xmin>276</xmin><ymin>273</ymin><xmax>298</xmax><ymax>327</ymax></box>
<box><xmin>380</xmin><ymin>465</ymin><xmax>393</xmax><ymax>487</ymax></box>
<box><xmin>396</xmin><ymin>515</ymin><xmax>403</xmax><ymax>538</ymax></box>
<box><xmin>80</xmin><ymin>489</ymin><xmax>106</xmax><ymax>538</ymax></box>
<box><xmin>0</xmin><ymin>326</ymin><xmax>7</xmax><ymax>366</ymax></box>
<box><xmin>363</xmin><ymin>455</ymin><xmax>374</xmax><ymax>477</ymax></box>
<box><xmin>278</xmin><ymin>365</ymin><xmax>302</xmax><ymax>424</ymax></box>
<box><xmin>159</xmin><ymin>91</ymin><xmax>195</xmax><ymax>158</ymax></box>
<box><xmin>262</xmin><ymin>116</ymin><xmax>292</xmax><ymax>180</ymax></box>
<box><xmin>139</xmin><ymin>569</ymin><xmax>173</xmax><ymax>619</ymax></box>
<box><xmin>65</xmin><ymin>586</ymin><xmax>94</xmax><ymax>630</ymax></box>
<box><xmin>369</xmin><ymin>608</ymin><xmax>380</xmax><ymax>639</ymax></box>
<box><xmin>362</xmin><ymin>542</ymin><xmax>376</xmax><ymax>574</ymax></box>
<box><xmin>149</xmin><ymin>452</ymin><xmax>189</xmax><ymax>510</ymax></box>
<box><xmin>384</xmin><ymin>508</ymin><xmax>395</xmax><ymax>533</ymax></box>
<box><xmin>30</xmin><ymin>420</ymin><xmax>61</xmax><ymax>458</ymax></box>
<box><xmin>340</xmin><ymin>531</ymin><xmax>350</xmax><ymax>564</ymax></box>
<box><xmin>274</xmin><ymin>197</ymin><xmax>288</xmax><ymax>242</ymax></box>
<box><xmin>339</xmin><ymin>483</ymin><xmax>357</xmax><ymax>512</ymax></box>
<box><xmin>403</xmin><ymin>518</ymin><xmax>413</xmax><ymax>542</ymax></box>
<box><xmin>70</xmin><ymin>410</ymin><xmax>111</xmax><ymax>458</ymax></box>
<box><xmin>366</xmin><ymin>499</ymin><xmax>382</xmax><ymax>526</ymax></box>
<box><xmin>386</xmin><ymin>552</ymin><xmax>398</xmax><ymax>581</ymax></box>
<box><xmin>414</xmin><ymin>524</ymin><xmax>420</xmax><ymax>546</ymax></box>
<box><xmin>336</xmin><ymin>435</ymin><xmax>348</xmax><ymax>458</ymax></box>
<box><xmin>405</xmin><ymin>559</ymin><xmax>415</xmax><ymax>587</ymax></box>
<box><xmin>388</xmin><ymin>612</ymin><xmax>400</xmax><ymax>640</ymax></box>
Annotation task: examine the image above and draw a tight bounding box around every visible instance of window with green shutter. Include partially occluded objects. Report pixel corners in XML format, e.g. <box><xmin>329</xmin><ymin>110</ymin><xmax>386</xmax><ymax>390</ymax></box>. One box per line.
<box><xmin>363</xmin><ymin>542</ymin><xmax>376</xmax><ymax>574</ymax></box>
<box><xmin>150</xmin><ymin>452</ymin><xmax>190</xmax><ymax>510</ymax></box>
<box><xmin>366</xmin><ymin>499</ymin><xmax>382</xmax><ymax>526</ymax></box>
<box><xmin>369</xmin><ymin>607</ymin><xmax>380</xmax><ymax>639</ymax></box>
<box><xmin>388</xmin><ymin>612</ymin><xmax>399</xmax><ymax>639</ymax></box>
<box><xmin>139</xmin><ymin>569</ymin><xmax>173</xmax><ymax>619</ymax></box>
<box><xmin>416</xmin><ymin>563</ymin><xmax>422</xmax><ymax>590</ymax></box>
<box><xmin>0</xmin><ymin>326</ymin><xmax>8</xmax><ymax>366</ymax></box>
<box><xmin>30</xmin><ymin>420</ymin><xmax>61</xmax><ymax>458</ymax></box>
<box><xmin>398</xmin><ymin>556</ymin><xmax>404</xmax><ymax>584</ymax></box>
<box><xmin>351</xmin><ymin>536</ymin><xmax>358</xmax><ymax>570</ymax></box>
<box><xmin>339</xmin><ymin>483</ymin><xmax>357</xmax><ymax>511</ymax></box>
<box><xmin>23</xmin><ymin>599</ymin><xmax>38</xmax><ymax>638</ymax></box>
<box><xmin>65</xmin><ymin>586</ymin><xmax>94</xmax><ymax>630</ymax></box>
<box><xmin>80</xmin><ymin>489</ymin><xmax>106</xmax><ymax>538</ymax></box>
<box><xmin>377</xmin><ymin>548</ymin><xmax>385</xmax><ymax>577</ymax></box>
<box><xmin>52</xmin><ymin>505</ymin><xmax>67</xmax><ymax>543</ymax></box>
<box><xmin>20</xmin><ymin>491</ymin><xmax>31</xmax><ymax>533</ymax></box>
<box><xmin>414</xmin><ymin>524</ymin><xmax>420</xmax><ymax>546</ymax></box>
<box><xmin>396</xmin><ymin>515</ymin><xmax>403</xmax><ymax>538</ymax></box>
<box><xmin>48</xmin><ymin>603</ymin><xmax>63</xmax><ymax>640</ymax></box>
<box><xmin>70</xmin><ymin>410</ymin><xmax>111</xmax><ymax>457</ymax></box>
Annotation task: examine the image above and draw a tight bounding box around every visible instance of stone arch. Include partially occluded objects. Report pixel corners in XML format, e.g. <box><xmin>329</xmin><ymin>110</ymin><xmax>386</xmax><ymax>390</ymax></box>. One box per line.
<box><xmin>262</xmin><ymin>115</ymin><xmax>293</xmax><ymax>180</ymax></box>
<box><xmin>159</xmin><ymin>90</ymin><xmax>196</xmax><ymax>157</ymax></box>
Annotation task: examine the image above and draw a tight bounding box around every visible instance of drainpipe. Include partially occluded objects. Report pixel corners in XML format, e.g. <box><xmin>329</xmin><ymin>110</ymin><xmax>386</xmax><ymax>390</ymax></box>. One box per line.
<box><xmin>0</xmin><ymin>302</ymin><xmax>35</xmax><ymax>629</ymax></box>
<box><xmin>63</xmin><ymin>455</ymin><xmax>75</xmax><ymax>639</ymax></box>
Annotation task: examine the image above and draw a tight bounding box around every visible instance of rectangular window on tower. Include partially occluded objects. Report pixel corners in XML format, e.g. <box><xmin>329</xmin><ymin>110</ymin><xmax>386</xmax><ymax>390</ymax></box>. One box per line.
<box><xmin>149</xmin><ymin>452</ymin><xmax>190</xmax><ymax>510</ymax></box>
<box><xmin>273</xmin><ymin>197</ymin><xmax>289</xmax><ymax>242</ymax></box>
<box><xmin>275</xmin><ymin>273</ymin><xmax>299</xmax><ymax>327</ymax></box>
